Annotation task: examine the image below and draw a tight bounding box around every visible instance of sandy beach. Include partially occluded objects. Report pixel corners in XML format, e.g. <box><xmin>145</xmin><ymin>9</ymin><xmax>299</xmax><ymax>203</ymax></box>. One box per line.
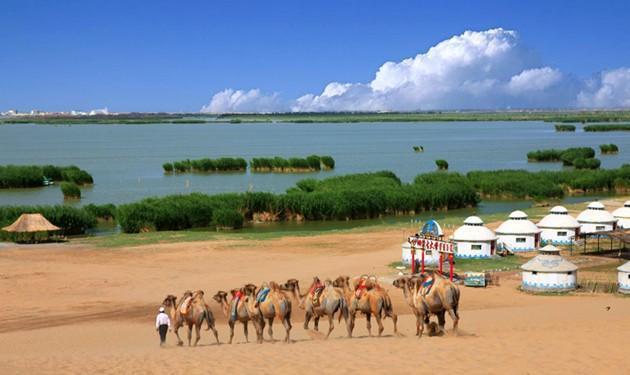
<box><xmin>1</xmin><ymin>222</ymin><xmax>629</xmax><ymax>375</ymax></box>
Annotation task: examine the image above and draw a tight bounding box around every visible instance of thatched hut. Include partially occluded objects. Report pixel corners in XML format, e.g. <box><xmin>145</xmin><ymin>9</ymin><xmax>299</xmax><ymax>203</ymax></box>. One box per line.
<box><xmin>2</xmin><ymin>213</ymin><xmax>61</xmax><ymax>243</ymax></box>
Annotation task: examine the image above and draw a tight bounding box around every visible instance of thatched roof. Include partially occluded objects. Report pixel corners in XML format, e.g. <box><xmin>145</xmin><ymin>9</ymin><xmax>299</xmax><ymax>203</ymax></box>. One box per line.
<box><xmin>2</xmin><ymin>213</ymin><xmax>61</xmax><ymax>233</ymax></box>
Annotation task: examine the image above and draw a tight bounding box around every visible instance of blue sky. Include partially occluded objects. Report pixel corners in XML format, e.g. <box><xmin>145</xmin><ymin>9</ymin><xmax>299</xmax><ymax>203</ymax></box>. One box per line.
<box><xmin>2</xmin><ymin>0</ymin><xmax>630</xmax><ymax>112</ymax></box>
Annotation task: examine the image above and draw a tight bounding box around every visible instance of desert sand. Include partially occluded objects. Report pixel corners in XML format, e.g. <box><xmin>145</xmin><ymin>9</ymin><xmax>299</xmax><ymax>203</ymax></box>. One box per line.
<box><xmin>0</xmin><ymin>227</ymin><xmax>629</xmax><ymax>375</ymax></box>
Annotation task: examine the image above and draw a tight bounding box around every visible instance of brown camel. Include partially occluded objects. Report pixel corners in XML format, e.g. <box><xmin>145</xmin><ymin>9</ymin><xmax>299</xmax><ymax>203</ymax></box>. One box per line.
<box><xmin>333</xmin><ymin>275</ymin><xmax>398</xmax><ymax>337</ymax></box>
<box><xmin>393</xmin><ymin>276</ymin><xmax>428</xmax><ymax>337</ymax></box>
<box><xmin>162</xmin><ymin>290</ymin><xmax>219</xmax><ymax>346</ymax></box>
<box><xmin>213</xmin><ymin>288</ymin><xmax>263</xmax><ymax>344</ymax></box>
<box><xmin>410</xmin><ymin>272</ymin><xmax>460</xmax><ymax>336</ymax></box>
<box><xmin>283</xmin><ymin>277</ymin><xmax>350</xmax><ymax>339</ymax></box>
<box><xmin>243</xmin><ymin>281</ymin><xmax>292</xmax><ymax>343</ymax></box>
<box><xmin>394</xmin><ymin>272</ymin><xmax>460</xmax><ymax>338</ymax></box>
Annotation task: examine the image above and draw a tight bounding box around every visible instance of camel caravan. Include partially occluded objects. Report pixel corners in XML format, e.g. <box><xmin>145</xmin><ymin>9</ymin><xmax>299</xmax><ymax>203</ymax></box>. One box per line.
<box><xmin>161</xmin><ymin>271</ymin><xmax>460</xmax><ymax>346</ymax></box>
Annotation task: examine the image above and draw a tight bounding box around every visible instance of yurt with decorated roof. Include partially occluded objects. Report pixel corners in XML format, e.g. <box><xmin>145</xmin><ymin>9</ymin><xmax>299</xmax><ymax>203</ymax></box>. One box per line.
<box><xmin>612</xmin><ymin>201</ymin><xmax>630</xmax><ymax>229</ymax></box>
<box><xmin>521</xmin><ymin>245</ymin><xmax>577</xmax><ymax>292</ymax></box>
<box><xmin>452</xmin><ymin>216</ymin><xmax>497</xmax><ymax>259</ymax></box>
<box><xmin>618</xmin><ymin>262</ymin><xmax>630</xmax><ymax>294</ymax></box>
<box><xmin>401</xmin><ymin>220</ymin><xmax>443</xmax><ymax>265</ymax></box>
<box><xmin>576</xmin><ymin>202</ymin><xmax>617</xmax><ymax>234</ymax></box>
<box><xmin>537</xmin><ymin>206</ymin><xmax>581</xmax><ymax>245</ymax></box>
<box><xmin>496</xmin><ymin>210</ymin><xmax>541</xmax><ymax>252</ymax></box>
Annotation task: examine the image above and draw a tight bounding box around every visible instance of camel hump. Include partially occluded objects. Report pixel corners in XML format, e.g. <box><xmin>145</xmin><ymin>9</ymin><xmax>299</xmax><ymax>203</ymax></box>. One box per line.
<box><xmin>269</xmin><ymin>281</ymin><xmax>281</xmax><ymax>291</ymax></box>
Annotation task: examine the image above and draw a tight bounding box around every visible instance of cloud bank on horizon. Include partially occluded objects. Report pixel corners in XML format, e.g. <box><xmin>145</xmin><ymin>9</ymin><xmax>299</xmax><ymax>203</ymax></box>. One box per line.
<box><xmin>200</xmin><ymin>28</ymin><xmax>630</xmax><ymax>113</ymax></box>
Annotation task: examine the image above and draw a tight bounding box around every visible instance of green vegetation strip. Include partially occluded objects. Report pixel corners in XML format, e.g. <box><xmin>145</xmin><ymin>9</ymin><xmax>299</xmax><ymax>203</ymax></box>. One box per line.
<box><xmin>0</xmin><ymin>165</ymin><xmax>93</xmax><ymax>188</ymax></box>
<box><xmin>251</xmin><ymin>155</ymin><xmax>334</xmax><ymax>172</ymax></box>
<box><xmin>163</xmin><ymin>157</ymin><xmax>247</xmax><ymax>173</ymax></box>
<box><xmin>5</xmin><ymin>111</ymin><xmax>630</xmax><ymax>125</ymax></box>
<box><xmin>526</xmin><ymin>147</ymin><xmax>600</xmax><ymax>169</ymax></box>
<box><xmin>583</xmin><ymin>124</ymin><xmax>630</xmax><ymax>132</ymax></box>
<box><xmin>554</xmin><ymin>124</ymin><xmax>576</xmax><ymax>132</ymax></box>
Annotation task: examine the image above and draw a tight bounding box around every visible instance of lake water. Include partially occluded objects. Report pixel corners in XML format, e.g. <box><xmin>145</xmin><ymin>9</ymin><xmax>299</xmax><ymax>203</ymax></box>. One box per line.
<box><xmin>0</xmin><ymin>121</ymin><xmax>628</xmax><ymax>206</ymax></box>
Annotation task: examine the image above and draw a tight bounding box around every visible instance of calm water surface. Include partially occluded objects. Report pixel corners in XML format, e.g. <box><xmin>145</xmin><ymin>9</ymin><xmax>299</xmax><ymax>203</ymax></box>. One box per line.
<box><xmin>0</xmin><ymin>121</ymin><xmax>628</xmax><ymax>206</ymax></box>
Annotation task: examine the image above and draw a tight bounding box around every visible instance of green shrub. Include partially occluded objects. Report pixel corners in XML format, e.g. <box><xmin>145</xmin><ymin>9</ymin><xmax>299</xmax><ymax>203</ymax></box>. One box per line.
<box><xmin>554</xmin><ymin>124</ymin><xmax>576</xmax><ymax>132</ymax></box>
<box><xmin>321</xmin><ymin>156</ymin><xmax>335</xmax><ymax>169</ymax></box>
<box><xmin>412</xmin><ymin>145</ymin><xmax>424</xmax><ymax>152</ymax></box>
<box><xmin>435</xmin><ymin>160</ymin><xmax>449</xmax><ymax>170</ymax></box>
<box><xmin>83</xmin><ymin>203</ymin><xmax>117</xmax><ymax>220</ymax></box>
<box><xmin>527</xmin><ymin>149</ymin><xmax>564</xmax><ymax>162</ymax></box>
<box><xmin>212</xmin><ymin>208</ymin><xmax>244</xmax><ymax>229</ymax></box>
<box><xmin>560</xmin><ymin>147</ymin><xmax>595</xmax><ymax>166</ymax></box>
<box><xmin>162</xmin><ymin>162</ymin><xmax>174</xmax><ymax>173</ymax></box>
<box><xmin>0</xmin><ymin>165</ymin><xmax>93</xmax><ymax>188</ymax></box>
<box><xmin>306</xmin><ymin>155</ymin><xmax>322</xmax><ymax>171</ymax></box>
<box><xmin>599</xmin><ymin>144</ymin><xmax>619</xmax><ymax>154</ymax></box>
<box><xmin>573</xmin><ymin>158</ymin><xmax>601</xmax><ymax>169</ymax></box>
<box><xmin>584</xmin><ymin>124</ymin><xmax>630</xmax><ymax>132</ymax></box>
<box><xmin>60</xmin><ymin>182</ymin><xmax>81</xmax><ymax>199</ymax></box>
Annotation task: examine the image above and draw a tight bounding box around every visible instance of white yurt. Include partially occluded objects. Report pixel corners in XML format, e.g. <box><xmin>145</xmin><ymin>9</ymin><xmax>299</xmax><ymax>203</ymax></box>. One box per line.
<box><xmin>521</xmin><ymin>245</ymin><xmax>577</xmax><ymax>292</ymax></box>
<box><xmin>452</xmin><ymin>216</ymin><xmax>497</xmax><ymax>259</ymax></box>
<box><xmin>618</xmin><ymin>262</ymin><xmax>630</xmax><ymax>294</ymax></box>
<box><xmin>496</xmin><ymin>210</ymin><xmax>541</xmax><ymax>252</ymax></box>
<box><xmin>401</xmin><ymin>242</ymin><xmax>442</xmax><ymax>266</ymax></box>
<box><xmin>576</xmin><ymin>202</ymin><xmax>617</xmax><ymax>234</ymax></box>
<box><xmin>612</xmin><ymin>201</ymin><xmax>630</xmax><ymax>229</ymax></box>
<box><xmin>537</xmin><ymin>206</ymin><xmax>581</xmax><ymax>245</ymax></box>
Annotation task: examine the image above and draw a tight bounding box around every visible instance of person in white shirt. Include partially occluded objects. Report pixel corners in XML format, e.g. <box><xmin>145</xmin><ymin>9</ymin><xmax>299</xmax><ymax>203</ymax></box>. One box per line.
<box><xmin>155</xmin><ymin>306</ymin><xmax>171</xmax><ymax>346</ymax></box>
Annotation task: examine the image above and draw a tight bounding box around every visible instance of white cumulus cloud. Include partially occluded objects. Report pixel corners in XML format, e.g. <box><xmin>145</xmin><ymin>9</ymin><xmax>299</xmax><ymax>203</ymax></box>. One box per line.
<box><xmin>203</xmin><ymin>28</ymin><xmax>630</xmax><ymax>112</ymax></box>
<box><xmin>200</xmin><ymin>89</ymin><xmax>286</xmax><ymax>113</ymax></box>
<box><xmin>577</xmin><ymin>68</ymin><xmax>630</xmax><ymax>108</ymax></box>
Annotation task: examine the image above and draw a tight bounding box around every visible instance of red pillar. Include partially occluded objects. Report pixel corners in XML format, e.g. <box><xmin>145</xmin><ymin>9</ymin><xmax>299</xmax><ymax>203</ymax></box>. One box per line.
<box><xmin>448</xmin><ymin>253</ymin><xmax>454</xmax><ymax>281</ymax></box>
<box><xmin>438</xmin><ymin>253</ymin><xmax>443</xmax><ymax>275</ymax></box>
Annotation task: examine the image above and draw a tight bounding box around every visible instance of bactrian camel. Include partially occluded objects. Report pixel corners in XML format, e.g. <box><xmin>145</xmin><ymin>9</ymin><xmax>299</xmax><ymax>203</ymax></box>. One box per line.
<box><xmin>393</xmin><ymin>272</ymin><xmax>460</xmax><ymax>338</ymax></box>
<box><xmin>243</xmin><ymin>281</ymin><xmax>293</xmax><ymax>343</ymax></box>
<box><xmin>283</xmin><ymin>277</ymin><xmax>350</xmax><ymax>339</ymax></box>
<box><xmin>213</xmin><ymin>289</ymin><xmax>264</xmax><ymax>344</ymax></box>
<box><xmin>333</xmin><ymin>275</ymin><xmax>398</xmax><ymax>337</ymax></box>
<box><xmin>162</xmin><ymin>290</ymin><xmax>219</xmax><ymax>346</ymax></box>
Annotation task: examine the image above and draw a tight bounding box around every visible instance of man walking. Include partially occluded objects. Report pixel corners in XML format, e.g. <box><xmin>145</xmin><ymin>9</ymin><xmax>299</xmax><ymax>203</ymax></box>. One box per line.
<box><xmin>155</xmin><ymin>306</ymin><xmax>171</xmax><ymax>346</ymax></box>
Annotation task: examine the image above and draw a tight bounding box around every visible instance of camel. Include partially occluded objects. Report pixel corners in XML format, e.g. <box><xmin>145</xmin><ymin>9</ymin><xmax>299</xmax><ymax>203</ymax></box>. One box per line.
<box><xmin>213</xmin><ymin>289</ymin><xmax>264</xmax><ymax>344</ymax></box>
<box><xmin>162</xmin><ymin>290</ymin><xmax>219</xmax><ymax>346</ymax></box>
<box><xmin>283</xmin><ymin>277</ymin><xmax>350</xmax><ymax>338</ymax></box>
<box><xmin>394</xmin><ymin>272</ymin><xmax>460</xmax><ymax>338</ymax></box>
<box><xmin>333</xmin><ymin>275</ymin><xmax>398</xmax><ymax>337</ymax></box>
<box><xmin>243</xmin><ymin>281</ymin><xmax>292</xmax><ymax>343</ymax></box>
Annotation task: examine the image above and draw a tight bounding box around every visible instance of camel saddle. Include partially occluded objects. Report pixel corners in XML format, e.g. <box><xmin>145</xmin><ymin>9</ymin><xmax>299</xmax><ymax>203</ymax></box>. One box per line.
<box><xmin>180</xmin><ymin>296</ymin><xmax>193</xmax><ymax>315</ymax></box>
<box><xmin>311</xmin><ymin>286</ymin><xmax>324</xmax><ymax>307</ymax></box>
<box><xmin>420</xmin><ymin>277</ymin><xmax>434</xmax><ymax>297</ymax></box>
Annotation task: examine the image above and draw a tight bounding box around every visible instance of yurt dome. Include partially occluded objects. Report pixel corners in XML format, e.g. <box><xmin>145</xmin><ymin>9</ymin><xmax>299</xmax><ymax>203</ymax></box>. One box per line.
<box><xmin>612</xmin><ymin>201</ymin><xmax>630</xmax><ymax>229</ymax></box>
<box><xmin>618</xmin><ymin>262</ymin><xmax>630</xmax><ymax>294</ymax></box>
<box><xmin>453</xmin><ymin>216</ymin><xmax>497</xmax><ymax>259</ymax></box>
<box><xmin>577</xmin><ymin>202</ymin><xmax>617</xmax><ymax>234</ymax></box>
<box><xmin>577</xmin><ymin>202</ymin><xmax>616</xmax><ymax>224</ymax></box>
<box><xmin>496</xmin><ymin>211</ymin><xmax>541</xmax><ymax>252</ymax></box>
<box><xmin>521</xmin><ymin>245</ymin><xmax>578</xmax><ymax>292</ymax></box>
<box><xmin>538</xmin><ymin>206</ymin><xmax>580</xmax><ymax>229</ymax></box>
<box><xmin>496</xmin><ymin>211</ymin><xmax>541</xmax><ymax>235</ymax></box>
<box><xmin>452</xmin><ymin>216</ymin><xmax>497</xmax><ymax>242</ymax></box>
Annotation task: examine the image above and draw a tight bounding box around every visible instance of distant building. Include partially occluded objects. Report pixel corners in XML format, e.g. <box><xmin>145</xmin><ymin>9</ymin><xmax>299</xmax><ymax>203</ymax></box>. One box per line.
<box><xmin>576</xmin><ymin>202</ymin><xmax>617</xmax><ymax>234</ymax></box>
<box><xmin>496</xmin><ymin>210</ymin><xmax>541</xmax><ymax>252</ymax></box>
<box><xmin>537</xmin><ymin>206</ymin><xmax>580</xmax><ymax>245</ymax></box>
<box><xmin>452</xmin><ymin>216</ymin><xmax>497</xmax><ymax>258</ymax></box>
<box><xmin>521</xmin><ymin>245</ymin><xmax>577</xmax><ymax>292</ymax></box>
<box><xmin>612</xmin><ymin>201</ymin><xmax>630</xmax><ymax>229</ymax></box>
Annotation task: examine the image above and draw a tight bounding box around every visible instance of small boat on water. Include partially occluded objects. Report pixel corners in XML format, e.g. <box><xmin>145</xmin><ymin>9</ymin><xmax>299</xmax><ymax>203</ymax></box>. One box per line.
<box><xmin>42</xmin><ymin>177</ymin><xmax>54</xmax><ymax>186</ymax></box>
